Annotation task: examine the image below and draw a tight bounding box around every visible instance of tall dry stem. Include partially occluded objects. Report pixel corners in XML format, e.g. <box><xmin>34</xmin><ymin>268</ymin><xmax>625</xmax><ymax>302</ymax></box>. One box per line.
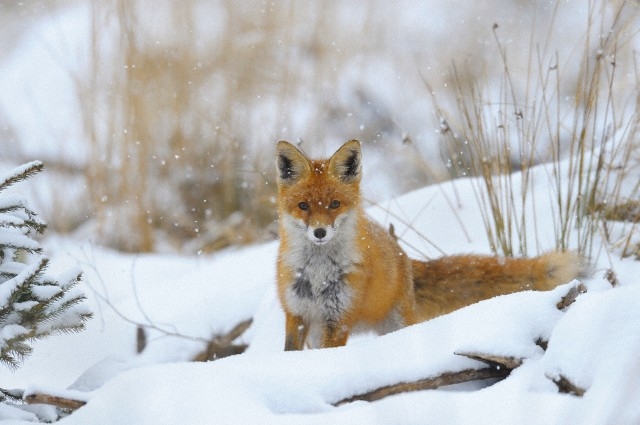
<box><xmin>429</xmin><ymin>0</ymin><xmax>639</xmax><ymax>260</ymax></box>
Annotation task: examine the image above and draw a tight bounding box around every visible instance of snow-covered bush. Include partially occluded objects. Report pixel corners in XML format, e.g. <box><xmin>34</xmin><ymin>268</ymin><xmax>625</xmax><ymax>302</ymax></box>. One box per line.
<box><xmin>0</xmin><ymin>161</ymin><xmax>91</xmax><ymax>369</ymax></box>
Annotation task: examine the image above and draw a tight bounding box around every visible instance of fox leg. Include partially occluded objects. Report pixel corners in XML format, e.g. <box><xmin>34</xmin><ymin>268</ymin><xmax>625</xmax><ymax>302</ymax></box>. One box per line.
<box><xmin>321</xmin><ymin>323</ymin><xmax>349</xmax><ymax>348</ymax></box>
<box><xmin>284</xmin><ymin>313</ymin><xmax>308</xmax><ymax>351</ymax></box>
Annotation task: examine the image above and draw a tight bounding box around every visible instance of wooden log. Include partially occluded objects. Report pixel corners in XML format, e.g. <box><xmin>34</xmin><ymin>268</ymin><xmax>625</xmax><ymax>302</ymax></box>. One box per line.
<box><xmin>334</xmin><ymin>367</ymin><xmax>510</xmax><ymax>406</ymax></box>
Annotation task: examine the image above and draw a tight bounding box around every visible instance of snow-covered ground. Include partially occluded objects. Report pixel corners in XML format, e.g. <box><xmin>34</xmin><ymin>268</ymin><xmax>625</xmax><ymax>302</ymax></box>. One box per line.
<box><xmin>1</xmin><ymin>1</ymin><xmax>639</xmax><ymax>423</ymax></box>
<box><xmin>1</xmin><ymin>157</ymin><xmax>639</xmax><ymax>423</ymax></box>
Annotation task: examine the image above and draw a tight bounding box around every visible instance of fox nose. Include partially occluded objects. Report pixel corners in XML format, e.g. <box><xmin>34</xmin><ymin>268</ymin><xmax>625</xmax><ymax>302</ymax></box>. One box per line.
<box><xmin>313</xmin><ymin>228</ymin><xmax>327</xmax><ymax>239</ymax></box>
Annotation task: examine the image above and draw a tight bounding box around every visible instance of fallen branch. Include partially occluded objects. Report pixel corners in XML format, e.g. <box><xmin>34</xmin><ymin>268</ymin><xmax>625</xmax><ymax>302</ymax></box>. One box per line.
<box><xmin>546</xmin><ymin>373</ymin><xmax>586</xmax><ymax>397</ymax></box>
<box><xmin>23</xmin><ymin>392</ymin><xmax>86</xmax><ymax>410</ymax></box>
<box><xmin>336</xmin><ymin>282</ymin><xmax>590</xmax><ymax>406</ymax></box>
<box><xmin>556</xmin><ymin>283</ymin><xmax>587</xmax><ymax>311</ymax></box>
<box><xmin>334</xmin><ymin>367</ymin><xmax>510</xmax><ymax>406</ymax></box>
<box><xmin>454</xmin><ymin>351</ymin><xmax>522</xmax><ymax>369</ymax></box>
<box><xmin>217</xmin><ymin>318</ymin><xmax>253</xmax><ymax>345</ymax></box>
<box><xmin>19</xmin><ymin>318</ymin><xmax>253</xmax><ymax>413</ymax></box>
<box><xmin>193</xmin><ymin>318</ymin><xmax>253</xmax><ymax>362</ymax></box>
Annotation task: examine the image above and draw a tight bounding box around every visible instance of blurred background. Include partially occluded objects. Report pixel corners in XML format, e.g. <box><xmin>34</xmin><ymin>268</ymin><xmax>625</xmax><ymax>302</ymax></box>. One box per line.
<box><xmin>0</xmin><ymin>0</ymin><xmax>637</xmax><ymax>253</ymax></box>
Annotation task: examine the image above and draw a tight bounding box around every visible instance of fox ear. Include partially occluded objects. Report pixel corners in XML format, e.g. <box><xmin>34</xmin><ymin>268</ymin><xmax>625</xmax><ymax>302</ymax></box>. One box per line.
<box><xmin>276</xmin><ymin>141</ymin><xmax>311</xmax><ymax>184</ymax></box>
<box><xmin>329</xmin><ymin>140</ymin><xmax>361</xmax><ymax>183</ymax></box>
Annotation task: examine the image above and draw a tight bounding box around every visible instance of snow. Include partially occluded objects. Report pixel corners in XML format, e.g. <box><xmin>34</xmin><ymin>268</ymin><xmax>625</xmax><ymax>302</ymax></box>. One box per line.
<box><xmin>1</xmin><ymin>165</ymin><xmax>638</xmax><ymax>423</ymax></box>
<box><xmin>11</xmin><ymin>277</ymin><xmax>638</xmax><ymax>425</ymax></box>
<box><xmin>29</xmin><ymin>285</ymin><xmax>62</xmax><ymax>301</ymax></box>
<box><xmin>541</xmin><ymin>285</ymin><xmax>640</xmax><ymax>424</ymax></box>
<box><xmin>0</xmin><ymin>232</ymin><xmax>41</xmax><ymax>253</ymax></box>
<box><xmin>0</xmin><ymin>195</ymin><xmax>35</xmax><ymax>216</ymax></box>
<box><xmin>0</xmin><ymin>213</ymin><xmax>26</xmax><ymax>228</ymax></box>
<box><xmin>0</xmin><ymin>261</ymin><xmax>42</xmax><ymax>307</ymax></box>
<box><xmin>1</xmin><ymin>1</ymin><xmax>639</xmax><ymax>424</ymax></box>
<box><xmin>0</xmin><ymin>5</ymin><xmax>90</xmax><ymax>165</ymax></box>
<box><xmin>0</xmin><ymin>404</ymin><xmax>39</xmax><ymax>423</ymax></box>
<box><xmin>0</xmin><ymin>324</ymin><xmax>29</xmax><ymax>345</ymax></box>
<box><xmin>0</xmin><ymin>162</ymin><xmax>43</xmax><ymax>188</ymax></box>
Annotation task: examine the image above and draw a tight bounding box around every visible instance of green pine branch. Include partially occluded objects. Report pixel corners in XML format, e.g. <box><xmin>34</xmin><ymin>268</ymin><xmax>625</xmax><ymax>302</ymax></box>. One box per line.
<box><xmin>0</xmin><ymin>161</ymin><xmax>43</xmax><ymax>193</ymax></box>
<box><xmin>0</xmin><ymin>161</ymin><xmax>92</xmax><ymax>369</ymax></box>
<box><xmin>0</xmin><ymin>198</ymin><xmax>47</xmax><ymax>235</ymax></box>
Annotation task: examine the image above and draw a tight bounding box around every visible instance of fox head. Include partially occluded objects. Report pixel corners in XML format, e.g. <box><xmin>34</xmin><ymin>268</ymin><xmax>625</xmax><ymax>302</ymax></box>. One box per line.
<box><xmin>276</xmin><ymin>140</ymin><xmax>362</xmax><ymax>245</ymax></box>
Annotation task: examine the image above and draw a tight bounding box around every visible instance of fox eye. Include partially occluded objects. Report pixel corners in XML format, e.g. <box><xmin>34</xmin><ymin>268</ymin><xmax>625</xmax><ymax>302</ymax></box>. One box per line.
<box><xmin>298</xmin><ymin>202</ymin><xmax>310</xmax><ymax>211</ymax></box>
<box><xmin>329</xmin><ymin>200</ymin><xmax>341</xmax><ymax>209</ymax></box>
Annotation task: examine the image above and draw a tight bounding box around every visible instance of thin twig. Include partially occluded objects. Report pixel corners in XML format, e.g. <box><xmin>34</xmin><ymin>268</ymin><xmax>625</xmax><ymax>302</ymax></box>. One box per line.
<box><xmin>76</xmin><ymin>245</ymin><xmax>210</xmax><ymax>343</ymax></box>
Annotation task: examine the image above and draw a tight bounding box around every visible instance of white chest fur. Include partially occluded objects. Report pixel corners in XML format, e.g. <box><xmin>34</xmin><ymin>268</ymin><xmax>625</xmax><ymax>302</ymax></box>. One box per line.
<box><xmin>281</xmin><ymin>212</ymin><xmax>360</xmax><ymax>326</ymax></box>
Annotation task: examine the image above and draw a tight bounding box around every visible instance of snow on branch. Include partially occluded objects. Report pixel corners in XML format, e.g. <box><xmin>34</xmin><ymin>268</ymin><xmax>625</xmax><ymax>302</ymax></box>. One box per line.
<box><xmin>454</xmin><ymin>351</ymin><xmax>523</xmax><ymax>369</ymax></box>
<box><xmin>0</xmin><ymin>161</ymin><xmax>43</xmax><ymax>193</ymax></box>
<box><xmin>556</xmin><ymin>282</ymin><xmax>587</xmax><ymax>310</ymax></box>
<box><xmin>23</xmin><ymin>389</ymin><xmax>87</xmax><ymax>411</ymax></box>
<box><xmin>0</xmin><ymin>162</ymin><xmax>91</xmax><ymax>369</ymax></box>
<box><xmin>192</xmin><ymin>318</ymin><xmax>253</xmax><ymax>362</ymax></box>
<box><xmin>334</xmin><ymin>367</ymin><xmax>511</xmax><ymax>406</ymax></box>
<box><xmin>546</xmin><ymin>373</ymin><xmax>586</xmax><ymax>397</ymax></box>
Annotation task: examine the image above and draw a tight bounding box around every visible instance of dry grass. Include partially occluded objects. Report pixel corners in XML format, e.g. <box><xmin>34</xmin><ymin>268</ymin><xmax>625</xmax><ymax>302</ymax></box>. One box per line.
<box><xmin>5</xmin><ymin>0</ymin><xmax>637</xmax><ymax>258</ymax></box>
<box><xmin>77</xmin><ymin>0</ymin><xmax>418</xmax><ymax>252</ymax></box>
<box><xmin>80</xmin><ymin>1</ymin><xmax>307</xmax><ymax>251</ymax></box>
<box><xmin>426</xmin><ymin>0</ymin><xmax>640</xmax><ymax>259</ymax></box>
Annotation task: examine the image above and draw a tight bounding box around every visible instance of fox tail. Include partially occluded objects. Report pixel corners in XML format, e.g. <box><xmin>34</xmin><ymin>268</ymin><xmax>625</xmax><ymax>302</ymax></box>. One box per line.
<box><xmin>412</xmin><ymin>251</ymin><xmax>584</xmax><ymax>321</ymax></box>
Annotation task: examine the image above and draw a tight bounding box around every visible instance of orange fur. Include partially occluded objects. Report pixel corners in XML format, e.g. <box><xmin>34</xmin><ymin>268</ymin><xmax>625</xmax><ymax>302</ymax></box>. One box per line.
<box><xmin>412</xmin><ymin>252</ymin><xmax>581</xmax><ymax>321</ymax></box>
<box><xmin>275</xmin><ymin>140</ymin><xmax>581</xmax><ymax>350</ymax></box>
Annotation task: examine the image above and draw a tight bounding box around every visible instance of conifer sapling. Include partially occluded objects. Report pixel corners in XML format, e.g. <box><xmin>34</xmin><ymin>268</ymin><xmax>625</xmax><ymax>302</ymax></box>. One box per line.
<box><xmin>0</xmin><ymin>161</ymin><xmax>92</xmax><ymax>369</ymax></box>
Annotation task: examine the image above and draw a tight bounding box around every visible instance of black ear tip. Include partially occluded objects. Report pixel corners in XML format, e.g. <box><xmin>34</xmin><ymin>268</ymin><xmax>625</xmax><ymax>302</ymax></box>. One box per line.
<box><xmin>277</xmin><ymin>153</ymin><xmax>294</xmax><ymax>179</ymax></box>
<box><xmin>344</xmin><ymin>151</ymin><xmax>360</xmax><ymax>178</ymax></box>
<box><xmin>276</xmin><ymin>141</ymin><xmax>309</xmax><ymax>182</ymax></box>
<box><xmin>329</xmin><ymin>140</ymin><xmax>361</xmax><ymax>182</ymax></box>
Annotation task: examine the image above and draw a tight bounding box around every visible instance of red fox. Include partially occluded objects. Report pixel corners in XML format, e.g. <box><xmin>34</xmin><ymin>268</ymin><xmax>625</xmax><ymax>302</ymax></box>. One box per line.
<box><xmin>275</xmin><ymin>140</ymin><xmax>580</xmax><ymax>350</ymax></box>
